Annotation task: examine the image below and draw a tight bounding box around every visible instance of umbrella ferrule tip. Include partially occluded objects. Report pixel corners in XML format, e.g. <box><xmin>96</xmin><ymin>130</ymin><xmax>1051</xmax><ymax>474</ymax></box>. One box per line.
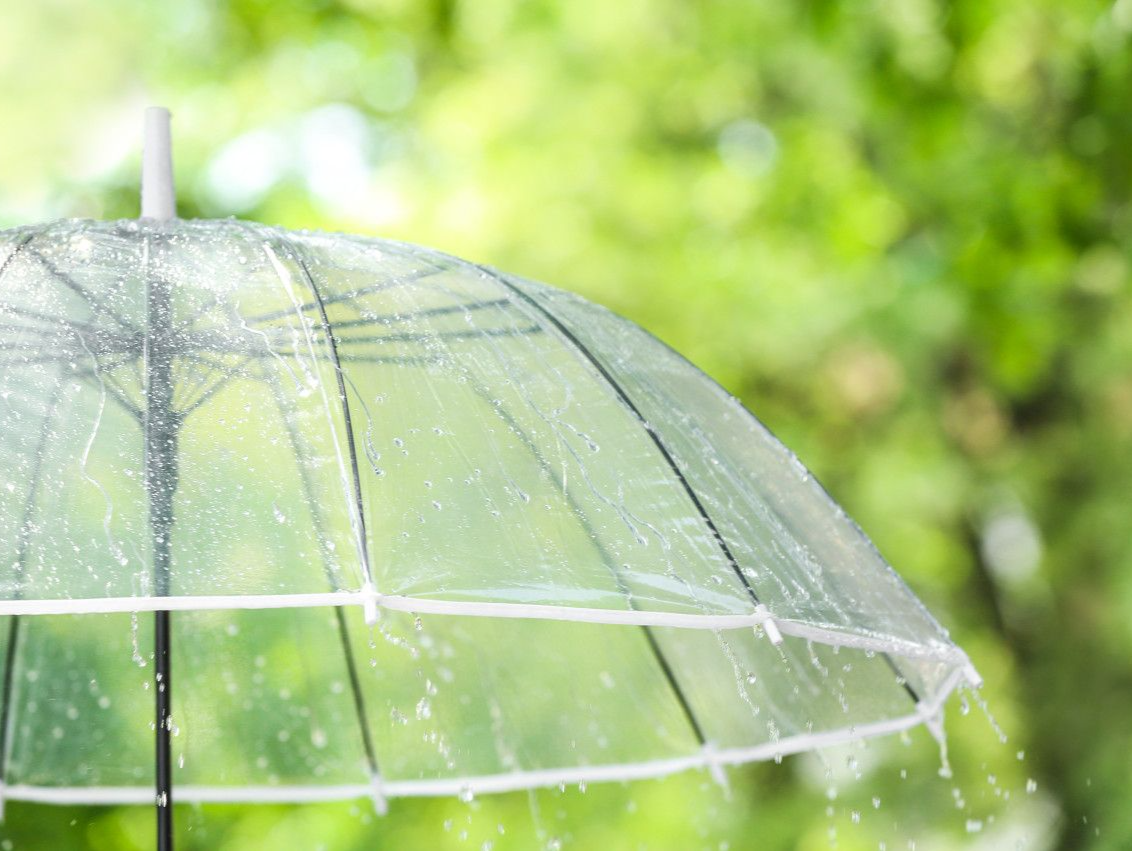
<box><xmin>754</xmin><ymin>606</ymin><xmax>783</xmax><ymax>645</ymax></box>
<box><xmin>962</xmin><ymin>662</ymin><xmax>983</xmax><ymax>689</ymax></box>
<box><xmin>369</xmin><ymin>772</ymin><xmax>388</xmax><ymax>816</ymax></box>
<box><xmin>360</xmin><ymin>582</ymin><xmax>381</xmax><ymax>626</ymax></box>
<box><xmin>701</xmin><ymin>742</ymin><xmax>729</xmax><ymax>790</ymax></box>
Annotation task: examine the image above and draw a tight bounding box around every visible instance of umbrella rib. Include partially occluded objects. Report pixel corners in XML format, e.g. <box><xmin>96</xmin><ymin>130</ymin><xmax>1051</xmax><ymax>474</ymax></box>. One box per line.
<box><xmin>483</xmin><ymin>271</ymin><xmax>764</xmax><ymax>608</ymax></box>
<box><xmin>0</xmin><ymin>234</ymin><xmax>34</xmax><ymax>285</ymax></box>
<box><xmin>177</xmin><ymin>355</ymin><xmax>254</xmax><ymax>419</ymax></box>
<box><xmin>0</xmin><ymin>231</ymin><xmax>109</xmax><ymax>337</ymax></box>
<box><xmin>460</xmin><ymin>376</ymin><xmax>710</xmax><ymax>748</ymax></box>
<box><xmin>484</xmin><ymin>274</ymin><xmax>926</xmax><ymax>708</ymax></box>
<box><xmin>247</xmin><ymin>325</ymin><xmax>546</xmax><ymax>347</ymax></box>
<box><xmin>486</xmin><ymin>274</ymin><xmax>927</xmax><ymax>708</ymax></box>
<box><xmin>327</xmin><ymin>297</ymin><xmax>512</xmax><ymax>330</ymax></box>
<box><xmin>261</xmin><ymin>364</ymin><xmax>384</xmax><ymax>796</ymax></box>
<box><xmin>284</xmin><ymin>247</ymin><xmax>377</xmax><ymax>598</ymax></box>
<box><xmin>0</xmin><ymin>377</ymin><xmax>67</xmax><ymax>795</ymax></box>
<box><xmin>23</xmin><ymin>238</ymin><xmax>140</xmax><ymax>335</ymax></box>
<box><xmin>237</xmin><ymin>266</ymin><xmax>446</xmax><ymax>327</ymax></box>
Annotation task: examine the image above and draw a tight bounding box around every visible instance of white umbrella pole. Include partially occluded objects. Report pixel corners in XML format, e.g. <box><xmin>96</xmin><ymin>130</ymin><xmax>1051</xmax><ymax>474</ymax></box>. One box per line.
<box><xmin>142</xmin><ymin>105</ymin><xmax>177</xmax><ymax>851</ymax></box>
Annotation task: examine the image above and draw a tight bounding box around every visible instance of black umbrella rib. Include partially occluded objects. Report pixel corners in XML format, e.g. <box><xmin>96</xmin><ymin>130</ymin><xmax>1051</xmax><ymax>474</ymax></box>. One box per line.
<box><xmin>459</xmin><ymin>375</ymin><xmax>709</xmax><ymax>748</ymax></box>
<box><xmin>177</xmin><ymin>356</ymin><xmax>255</xmax><ymax>420</ymax></box>
<box><xmin>0</xmin><ymin>378</ymin><xmax>66</xmax><ymax>791</ymax></box>
<box><xmin>485</xmin><ymin>272</ymin><xmax>762</xmax><ymax>609</ymax></box>
<box><xmin>24</xmin><ymin>239</ymin><xmax>139</xmax><ymax>335</ymax></box>
<box><xmin>261</xmin><ymin>365</ymin><xmax>383</xmax><ymax>794</ymax></box>
<box><xmin>328</xmin><ymin>298</ymin><xmax>512</xmax><ymax>330</ymax></box>
<box><xmin>0</xmin><ymin>235</ymin><xmax>32</xmax><ymax>280</ymax></box>
<box><xmin>239</xmin><ymin>265</ymin><xmax>446</xmax><ymax>327</ymax></box>
<box><xmin>326</xmin><ymin>326</ymin><xmax>544</xmax><ymax>347</ymax></box>
<box><xmin>288</xmin><ymin>251</ymin><xmax>376</xmax><ymax>593</ymax></box>
<box><xmin>489</xmin><ymin>276</ymin><xmax>925</xmax><ymax>709</ymax></box>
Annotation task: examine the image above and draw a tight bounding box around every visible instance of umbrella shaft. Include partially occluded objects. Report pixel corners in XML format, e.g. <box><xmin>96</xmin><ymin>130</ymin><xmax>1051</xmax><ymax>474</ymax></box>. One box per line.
<box><xmin>145</xmin><ymin>257</ymin><xmax>178</xmax><ymax>850</ymax></box>
<box><xmin>155</xmin><ymin>610</ymin><xmax>173</xmax><ymax>850</ymax></box>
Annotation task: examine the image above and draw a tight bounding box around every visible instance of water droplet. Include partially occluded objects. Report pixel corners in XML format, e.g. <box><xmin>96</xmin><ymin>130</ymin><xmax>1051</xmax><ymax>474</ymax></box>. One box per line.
<box><xmin>1026</xmin><ymin>778</ymin><xmax>1038</xmax><ymax>794</ymax></box>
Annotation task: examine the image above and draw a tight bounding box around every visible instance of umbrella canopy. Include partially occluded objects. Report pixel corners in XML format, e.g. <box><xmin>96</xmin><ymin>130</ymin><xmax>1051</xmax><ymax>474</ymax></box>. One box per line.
<box><xmin>0</xmin><ymin>112</ymin><xmax>977</xmax><ymax>844</ymax></box>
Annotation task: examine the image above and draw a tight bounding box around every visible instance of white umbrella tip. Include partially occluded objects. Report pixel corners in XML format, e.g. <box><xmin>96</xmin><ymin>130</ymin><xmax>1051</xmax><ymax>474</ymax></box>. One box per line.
<box><xmin>141</xmin><ymin>106</ymin><xmax>176</xmax><ymax>220</ymax></box>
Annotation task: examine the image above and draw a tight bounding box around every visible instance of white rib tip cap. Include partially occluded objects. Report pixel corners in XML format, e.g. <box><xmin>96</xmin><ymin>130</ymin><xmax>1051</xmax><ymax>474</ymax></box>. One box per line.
<box><xmin>361</xmin><ymin>582</ymin><xmax>381</xmax><ymax>626</ymax></box>
<box><xmin>369</xmin><ymin>772</ymin><xmax>388</xmax><ymax>816</ymax></box>
<box><xmin>142</xmin><ymin>106</ymin><xmax>176</xmax><ymax>221</ymax></box>
<box><xmin>963</xmin><ymin>662</ymin><xmax>983</xmax><ymax>689</ymax></box>
<box><xmin>753</xmin><ymin>605</ymin><xmax>783</xmax><ymax>645</ymax></box>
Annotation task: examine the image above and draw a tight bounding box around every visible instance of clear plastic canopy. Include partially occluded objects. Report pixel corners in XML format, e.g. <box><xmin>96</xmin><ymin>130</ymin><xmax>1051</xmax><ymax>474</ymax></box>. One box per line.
<box><xmin>0</xmin><ymin>219</ymin><xmax>975</xmax><ymax>805</ymax></box>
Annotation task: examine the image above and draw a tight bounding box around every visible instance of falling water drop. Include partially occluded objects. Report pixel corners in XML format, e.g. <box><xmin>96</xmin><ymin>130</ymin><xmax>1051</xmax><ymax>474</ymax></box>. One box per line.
<box><xmin>130</xmin><ymin>613</ymin><xmax>147</xmax><ymax>668</ymax></box>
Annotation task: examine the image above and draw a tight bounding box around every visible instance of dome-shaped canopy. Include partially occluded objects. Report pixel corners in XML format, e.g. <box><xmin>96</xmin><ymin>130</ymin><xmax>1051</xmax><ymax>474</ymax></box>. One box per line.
<box><xmin>0</xmin><ymin>219</ymin><xmax>973</xmax><ymax>805</ymax></box>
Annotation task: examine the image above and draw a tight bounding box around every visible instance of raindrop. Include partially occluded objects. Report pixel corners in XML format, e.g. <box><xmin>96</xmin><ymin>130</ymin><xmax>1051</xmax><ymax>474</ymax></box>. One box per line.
<box><xmin>1026</xmin><ymin>778</ymin><xmax>1038</xmax><ymax>794</ymax></box>
<box><xmin>130</xmin><ymin>613</ymin><xmax>147</xmax><ymax>667</ymax></box>
<box><xmin>272</xmin><ymin>503</ymin><xmax>287</xmax><ymax>524</ymax></box>
<box><xmin>968</xmin><ymin>688</ymin><xmax>1009</xmax><ymax>744</ymax></box>
<box><xmin>458</xmin><ymin>786</ymin><xmax>474</xmax><ymax>803</ymax></box>
<box><xmin>416</xmin><ymin>697</ymin><xmax>432</xmax><ymax>720</ymax></box>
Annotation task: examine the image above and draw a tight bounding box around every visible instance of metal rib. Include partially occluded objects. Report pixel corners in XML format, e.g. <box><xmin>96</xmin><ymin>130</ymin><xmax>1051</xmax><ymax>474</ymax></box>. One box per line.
<box><xmin>261</xmin><ymin>364</ymin><xmax>383</xmax><ymax>793</ymax></box>
<box><xmin>484</xmin><ymin>270</ymin><xmax>762</xmax><ymax>608</ymax></box>
<box><xmin>488</xmin><ymin>272</ymin><xmax>924</xmax><ymax>707</ymax></box>
<box><xmin>239</xmin><ymin>265</ymin><xmax>446</xmax><ymax>327</ymax></box>
<box><xmin>459</xmin><ymin>374</ymin><xmax>710</xmax><ymax>748</ymax></box>
<box><xmin>0</xmin><ymin>378</ymin><xmax>66</xmax><ymax>794</ymax></box>
<box><xmin>285</xmin><ymin>245</ymin><xmax>376</xmax><ymax>595</ymax></box>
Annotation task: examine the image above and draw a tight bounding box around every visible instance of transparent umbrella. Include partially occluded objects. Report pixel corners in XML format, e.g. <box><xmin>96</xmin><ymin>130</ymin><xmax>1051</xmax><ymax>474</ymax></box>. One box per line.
<box><xmin>0</xmin><ymin>110</ymin><xmax>978</xmax><ymax>848</ymax></box>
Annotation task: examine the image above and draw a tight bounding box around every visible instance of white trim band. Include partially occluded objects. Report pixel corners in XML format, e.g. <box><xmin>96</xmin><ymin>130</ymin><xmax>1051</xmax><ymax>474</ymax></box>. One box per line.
<box><xmin>0</xmin><ymin>591</ymin><xmax>973</xmax><ymax>668</ymax></box>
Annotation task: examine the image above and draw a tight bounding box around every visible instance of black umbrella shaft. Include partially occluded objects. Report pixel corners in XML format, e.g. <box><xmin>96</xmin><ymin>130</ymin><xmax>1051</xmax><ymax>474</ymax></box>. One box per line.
<box><xmin>145</xmin><ymin>267</ymin><xmax>179</xmax><ymax>851</ymax></box>
<box><xmin>154</xmin><ymin>609</ymin><xmax>173</xmax><ymax>849</ymax></box>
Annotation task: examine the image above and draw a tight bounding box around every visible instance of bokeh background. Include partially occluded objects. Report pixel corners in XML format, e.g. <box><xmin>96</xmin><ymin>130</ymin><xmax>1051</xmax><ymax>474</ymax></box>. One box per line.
<box><xmin>0</xmin><ymin>0</ymin><xmax>1129</xmax><ymax>848</ymax></box>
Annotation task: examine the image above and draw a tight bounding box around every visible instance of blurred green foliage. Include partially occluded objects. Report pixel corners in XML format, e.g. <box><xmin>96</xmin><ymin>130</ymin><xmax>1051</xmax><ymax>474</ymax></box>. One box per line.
<box><xmin>0</xmin><ymin>0</ymin><xmax>1129</xmax><ymax>848</ymax></box>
